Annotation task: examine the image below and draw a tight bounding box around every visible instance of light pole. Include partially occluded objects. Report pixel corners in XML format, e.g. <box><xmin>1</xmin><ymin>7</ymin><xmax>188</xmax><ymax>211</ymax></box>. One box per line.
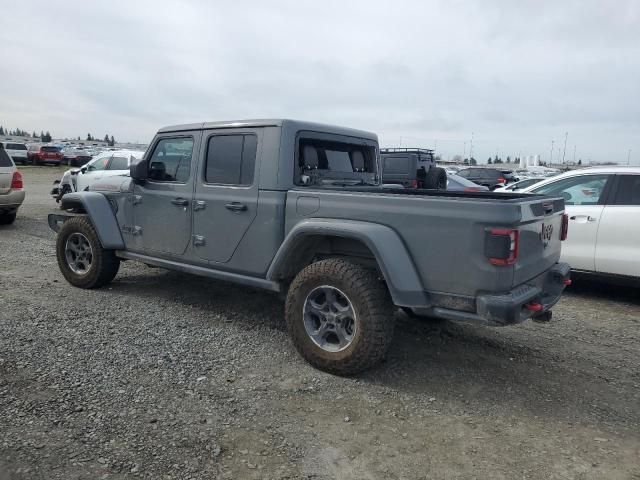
<box><xmin>550</xmin><ymin>140</ymin><xmax>554</xmax><ymax>164</ymax></box>
<box><xmin>573</xmin><ymin>145</ymin><xmax>576</xmax><ymax>164</ymax></box>
<box><xmin>562</xmin><ymin>132</ymin><xmax>568</xmax><ymax>165</ymax></box>
<box><xmin>628</xmin><ymin>149</ymin><xmax>632</xmax><ymax>165</ymax></box>
<box><xmin>469</xmin><ymin>132</ymin><xmax>474</xmax><ymax>162</ymax></box>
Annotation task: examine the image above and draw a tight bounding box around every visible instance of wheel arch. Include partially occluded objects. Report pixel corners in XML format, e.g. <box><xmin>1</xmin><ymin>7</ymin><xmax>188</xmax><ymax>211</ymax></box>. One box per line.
<box><xmin>55</xmin><ymin>192</ymin><xmax>124</xmax><ymax>249</ymax></box>
<box><xmin>267</xmin><ymin>219</ymin><xmax>428</xmax><ymax>307</ymax></box>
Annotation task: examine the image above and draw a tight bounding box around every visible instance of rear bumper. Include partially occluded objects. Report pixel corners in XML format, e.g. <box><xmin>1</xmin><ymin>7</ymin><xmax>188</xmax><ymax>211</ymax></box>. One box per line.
<box><xmin>0</xmin><ymin>190</ymin><xmax>26</xmax><ymax>212</ymax></box>
<box><xmin>417</xmin><ymin>263</ymin><xmax>571</xmax><ymax>326</ymax></box>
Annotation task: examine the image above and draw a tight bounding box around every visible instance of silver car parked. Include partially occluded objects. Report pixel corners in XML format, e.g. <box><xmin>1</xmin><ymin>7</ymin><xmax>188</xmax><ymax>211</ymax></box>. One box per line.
<box><xmin>0</xmin><ymin>146</ymin><xmax>25</xmax><ymax>224</ymax></box>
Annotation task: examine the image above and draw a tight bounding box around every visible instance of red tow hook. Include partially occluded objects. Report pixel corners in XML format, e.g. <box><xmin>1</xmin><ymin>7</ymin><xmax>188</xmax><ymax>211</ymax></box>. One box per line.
<box><xmin>524</xmin><ymin>302</ymin><xmax>544</xmax><ymax>312</ymax></box>
<box><xmin>563</xmin><ymin>279</ymin><xmax>572</xmax><ymax>286</ymax></box>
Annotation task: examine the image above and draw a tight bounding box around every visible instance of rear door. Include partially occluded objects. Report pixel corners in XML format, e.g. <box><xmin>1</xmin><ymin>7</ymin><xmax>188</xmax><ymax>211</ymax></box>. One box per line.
<box><xmin>595</xmin><ymin>174</ymin><xmax>640</xmax><ymax>276</ymax></box>
<box><xmin>382</xmin><ymin>155</ymin><xmax>414</xmax><ymax>187</ymax></box>
<box><xmin>531</xmin><ymin>173</ymin><xmax>612</xmax><ymax>271</ymax></box>
<box><xmin>192</xmin><ymin>128</ymin><xmax>262</xmax><ymax>264</ymax></box>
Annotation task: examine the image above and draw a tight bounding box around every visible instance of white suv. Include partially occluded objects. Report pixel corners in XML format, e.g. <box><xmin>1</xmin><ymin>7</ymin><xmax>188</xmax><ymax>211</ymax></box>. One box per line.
<box><xmin>1</xmin><ymin>142</ymin><xmax>29</xmax><ymax>165</ymax></box>
<box><xmin>523</xmin><ymin>166</ymin><xmax>640</xmax><ymax>282</ymax></box>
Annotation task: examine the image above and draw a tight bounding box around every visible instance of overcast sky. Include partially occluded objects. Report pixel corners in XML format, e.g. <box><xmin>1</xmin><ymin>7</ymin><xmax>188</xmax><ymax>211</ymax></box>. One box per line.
<box><xmin>1</xmin><ymin>0</ymin><xmax>638</xmax><ymax>164</ymax></box>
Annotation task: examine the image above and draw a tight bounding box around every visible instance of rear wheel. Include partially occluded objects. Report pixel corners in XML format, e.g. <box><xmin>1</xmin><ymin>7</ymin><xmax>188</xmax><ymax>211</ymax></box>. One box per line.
<box><xmin>424</xmin><ymin>167</ymin><xmax>447</xmax><ymax>190</ymax></box>
<box><xmin>56</xmin><ymin>216</ymin><xmax>120</xmax><ymax>288</ymax></box>
<box><xmin>0</xmin><ymin>212</ymin><xmax>17</xmax><ymax>225</ymax></box>
<box><xmin>285</xmin><ymin>259</ymin><xmax>395</xmax><ymax>375</ymax></box>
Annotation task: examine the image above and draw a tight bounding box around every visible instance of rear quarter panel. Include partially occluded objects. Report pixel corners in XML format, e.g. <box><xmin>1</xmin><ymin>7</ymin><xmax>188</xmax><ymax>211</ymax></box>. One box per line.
<box><xmin>285</xmin><ymin>190</ymin><xmax>526</xmax><ymax>297</ymax></box>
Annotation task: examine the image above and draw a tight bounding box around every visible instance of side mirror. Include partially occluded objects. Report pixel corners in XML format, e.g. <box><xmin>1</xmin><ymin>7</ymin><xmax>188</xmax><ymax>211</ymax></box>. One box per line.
<box><xmin>130</xmin><ymin>159</ymin><xmax>148</xmax><ymax>183</ymax></box>
<box><xmin>80</xmin><ymin>167</ymin><xmax>87</xmax><ymax>174</ymax></box>
<box><xmin>561</xmin><ymin>191</ymin><xmax>572</xmax><ymax>202</ymax></box>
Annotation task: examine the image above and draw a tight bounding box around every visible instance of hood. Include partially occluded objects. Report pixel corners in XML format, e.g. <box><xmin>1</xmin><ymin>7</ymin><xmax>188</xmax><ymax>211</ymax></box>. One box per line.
<box><xmin>88</xmin><ymin>175</ymin><xmax>133</xmax><ymax>193</ymax></box>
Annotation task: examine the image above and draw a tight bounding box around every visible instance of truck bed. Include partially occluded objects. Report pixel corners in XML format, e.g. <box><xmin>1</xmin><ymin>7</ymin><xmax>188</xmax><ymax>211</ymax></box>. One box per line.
<box><xmin>285</xmin><ymin>187</ymin><xmax>565</xmax><ymax>303</ymax></box>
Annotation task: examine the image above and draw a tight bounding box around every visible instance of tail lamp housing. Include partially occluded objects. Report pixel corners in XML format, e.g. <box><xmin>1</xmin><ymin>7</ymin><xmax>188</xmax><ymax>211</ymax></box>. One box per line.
<box><xmin>11</xmin><ymin>171</ymin><xmax>23</xmax><ymax>189</ymax></box>
<box><xmin>486</xmin><ymin>228</ymin><xmax>519</xmax><ymax>265</ymax></box>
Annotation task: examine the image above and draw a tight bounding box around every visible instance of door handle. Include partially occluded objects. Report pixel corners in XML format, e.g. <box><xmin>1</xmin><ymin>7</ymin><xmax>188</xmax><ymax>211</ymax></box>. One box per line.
<box><xmin>569</xmin><ymin>215</ymin><xmax>597</xmax><ymax>222</ymax></box>
<box><xmin>225</xmin><ymin>202</ymin><xmax>247</xmax><ymax>212</ymax></box>
<box><xmin>171</xmin><ymin>198</ymin><xmax>189</xmax><ymax>206</ymax></box>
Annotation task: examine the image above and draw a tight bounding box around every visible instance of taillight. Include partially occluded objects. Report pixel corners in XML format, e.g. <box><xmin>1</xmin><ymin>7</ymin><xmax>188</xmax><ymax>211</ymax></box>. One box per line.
<box><xmin>486</xmin><ymin>228</ymin><xmax>519</xmax><ymax>265</ymax></box>
<box><xmin>410</xmin><ymin>179</ymin><xmax>419</xmax><ymax>188</ymax></box>
<box><xmin>561</xmin><ymin>213</ymin><xmax>568</xmax><ymax>241</ymax></box>
<box><xmin>464</xmin><ymin>187</ymin><xmax>481</xmax><ymax>192</ymax></box>
<box><xmin>497</xmin><ymin>176</ymin><xmax>506</xmax><ymax>184</ymax></box>
<box><xmin>11</xmin><ymin>171</ymin><xmax>23</xmax><ymax>189</ymax></box>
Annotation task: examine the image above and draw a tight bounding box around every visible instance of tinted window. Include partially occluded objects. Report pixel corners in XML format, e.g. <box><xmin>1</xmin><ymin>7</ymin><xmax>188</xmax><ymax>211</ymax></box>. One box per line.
<box><xmin>107</xmin><ymin>156</ymin><xmax>129</xmax><ymax>170</ymax></box>
<box><xmin>42</xmin><ymin>146</ymin><xmax>60</xmax><ymax>152</ymax></box>
<box><xmin>148</xmin><ymin>137</ymin><xmax>194</xmax><ymax>182</ymax></box>
<box><xmin>532</xmin><ymin>174</ymin><xmax>610</xmax><ymax>205</ymax></box>
<box><xmin>6</xmin><ymin>143</ymin><xmax>27</xmax><ymax>150</ymax></box>
<box><xmin>205</xmin><ymin>134</ymin><xmax>257</xmax><ymax>185</ymax></box>
<box><xmin>612</xmin><ymin>175</ymin><xmax>640</xmax><ymax>205</ymax></box>
<box><xmin>383</xmin><ymin>157</ymin><xmax>410</xmax><ymax>175</ymax></box>
<box><xmin>0</xmin><ymin>148</ymin><xmax>13</xmax><ymax>167</ymax></box>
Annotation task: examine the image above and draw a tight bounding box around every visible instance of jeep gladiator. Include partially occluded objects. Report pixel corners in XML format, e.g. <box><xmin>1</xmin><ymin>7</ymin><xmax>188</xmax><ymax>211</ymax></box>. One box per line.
<box><xmin>48</xmin><ymin>119</ymin><xmax>570</xmax><ymax>375</ymax></box>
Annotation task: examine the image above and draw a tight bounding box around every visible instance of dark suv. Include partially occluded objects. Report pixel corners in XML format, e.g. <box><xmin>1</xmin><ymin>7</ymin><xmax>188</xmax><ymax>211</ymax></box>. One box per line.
<box><xmin>457</xmin><ymin>168</ymin><xmax>516</xmax><ymax>190</ymax></box>
<box><xmin>380</xmin><ymin>148</ymin><xmax>447</xmax><ymax>189</ymax></box>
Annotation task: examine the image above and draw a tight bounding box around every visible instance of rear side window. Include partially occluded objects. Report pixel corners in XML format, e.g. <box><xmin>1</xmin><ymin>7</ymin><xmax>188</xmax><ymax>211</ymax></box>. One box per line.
<box><xmin>611</xmin><ymin>175</ymin><xmax>640</xmax><ymax>205</ymax></box>
<box><xmin>6</xmin><ymin>143</ymin><xmax>27</xmax><ymax>150</ymax></box>
<box><xmin>107</xmin><ymin>156</ymin><xmax>129</xmax><ymax>170</ymax></box>
<box><xmin>0</xmin><ymin>148</ymin><xmax>13</xmax><ymax>167</ymax></box>
<box><xmin>205</xmin><ymin>134</ymin><xmax>257</xmax><ymax>185</ymax></box>
<box><xmin>42</xmin><ymin>146</ymin><xmax>60</xmax><ymax>153</ymax></box>
<box><xmin>383</xmin><ymin>157</ymin><xmax>410</xmax><ymax>175</ymax></box>
<box><xmin>148</xmin><ymin>137</ymin><xmax>194</xmax><ymax>182</ymax></box>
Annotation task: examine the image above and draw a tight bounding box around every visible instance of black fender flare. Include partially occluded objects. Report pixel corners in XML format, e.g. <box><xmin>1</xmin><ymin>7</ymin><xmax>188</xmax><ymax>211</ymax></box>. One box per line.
<box><xmin>53</xmin><ymin>192</ymin><xmax>125</xmax><ymax>249</ymax></box>
<box><xmin>267</xmin><ymin>218</ymin><xmax>428</xmax><ymax>308</ymax></box>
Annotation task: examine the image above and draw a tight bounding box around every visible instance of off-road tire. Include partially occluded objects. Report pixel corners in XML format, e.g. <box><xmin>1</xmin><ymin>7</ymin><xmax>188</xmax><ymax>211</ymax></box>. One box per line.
<box><xmin>424</xmin><ymin>166</ymin><xmax>447</xmax><ymax>190</ymax></box>
<box><xmin>56</xmin><ymin>216</ymin><xmax>120</xmax><ymax>289</ymax></box>
<box><xmin>285</xmin><ymin>258</ymin><xmax>395</xmax><ymax>376</ymax></box>
<box><xmin>0</xmin><ymin>212</ymin><xmax>17</xmax><ymax>225</ymax></box>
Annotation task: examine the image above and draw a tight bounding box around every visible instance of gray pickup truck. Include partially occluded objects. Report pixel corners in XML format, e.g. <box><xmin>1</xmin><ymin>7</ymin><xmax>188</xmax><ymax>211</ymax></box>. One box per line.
<box><xmin>48</xmin><ymin>119</ymin><xmax>570</xmax><ymax>375</ymax></box>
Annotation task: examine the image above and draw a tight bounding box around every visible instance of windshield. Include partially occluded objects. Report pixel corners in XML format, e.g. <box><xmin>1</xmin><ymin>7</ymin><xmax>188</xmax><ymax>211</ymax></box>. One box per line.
<box><xmin>42</xmin><ymin>146</ymin><xmax>61</xmax><ymax>152</ymax></box>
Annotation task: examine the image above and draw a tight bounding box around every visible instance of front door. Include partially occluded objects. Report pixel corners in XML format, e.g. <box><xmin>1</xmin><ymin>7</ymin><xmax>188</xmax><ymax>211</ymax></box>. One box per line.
<box><xmin>132</xmin><ymin>133</ymin><xmax>201</xmax><ymax>256</ymax></box>
<box><xmin>531</xmin><ymin>173</ymin><xmax>612</xmax><ymax>272</ymax></box>
<box><xmin>192</xmin><ymin>129</ymin><xmax>261</xmax><ymax>264</ymax></box>
<box><xmin>76</xmin><ymin>154</ymin><xmax>111</xmax><ymax>191</ymax></box>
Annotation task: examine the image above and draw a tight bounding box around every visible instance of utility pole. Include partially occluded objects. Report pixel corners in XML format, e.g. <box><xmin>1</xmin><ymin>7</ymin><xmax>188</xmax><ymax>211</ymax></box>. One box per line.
<box><xmin>550</xmin><ymin>140</ymin><xmax>554</xmax><ymax>164</ymax></box>
<box><xmin>562</xmin><ymin>132</ymin><xmax>568</xmax><ymax>165</ymax></box>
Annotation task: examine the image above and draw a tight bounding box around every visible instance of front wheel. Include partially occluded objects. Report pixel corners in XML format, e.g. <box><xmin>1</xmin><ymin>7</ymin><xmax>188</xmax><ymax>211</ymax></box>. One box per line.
<box><xmin>56</xmin><ymin>216</ymin><xmax>120</xmax><ymax>288</ymax></box>
<box><xmin>285</xmin><ymin>259</ymin><xmax>395</xmax><ymax>375</ymax></box>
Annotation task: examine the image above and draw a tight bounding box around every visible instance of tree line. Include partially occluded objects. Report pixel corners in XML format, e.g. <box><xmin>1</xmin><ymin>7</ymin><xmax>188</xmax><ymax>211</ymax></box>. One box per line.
<box><xmin>0</xmin><ymin>125</ymin><xmax>116</xmax><ymax>146</ymax></box>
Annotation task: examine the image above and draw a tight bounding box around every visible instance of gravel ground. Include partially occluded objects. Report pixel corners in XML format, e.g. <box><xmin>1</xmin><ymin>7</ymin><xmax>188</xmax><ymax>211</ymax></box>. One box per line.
<box><xmin>1</xmin><ymin>168</ymin><xmax>639</xmax><ymax>480</ymax></box>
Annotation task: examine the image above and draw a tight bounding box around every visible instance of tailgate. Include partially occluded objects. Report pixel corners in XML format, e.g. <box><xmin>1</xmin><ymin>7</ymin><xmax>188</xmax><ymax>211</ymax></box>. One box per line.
<box><xmin>513</xmin><ymin>196</ymin><xmax>565</xmax><ymax>286</ymax></box>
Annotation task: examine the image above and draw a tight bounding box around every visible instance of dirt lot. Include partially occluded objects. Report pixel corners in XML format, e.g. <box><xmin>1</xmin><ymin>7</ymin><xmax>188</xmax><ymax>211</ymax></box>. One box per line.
<box><xmin>1</xmin><ymin>168</ymin><xmax>639</xmax><ymax>480</ymax></box>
